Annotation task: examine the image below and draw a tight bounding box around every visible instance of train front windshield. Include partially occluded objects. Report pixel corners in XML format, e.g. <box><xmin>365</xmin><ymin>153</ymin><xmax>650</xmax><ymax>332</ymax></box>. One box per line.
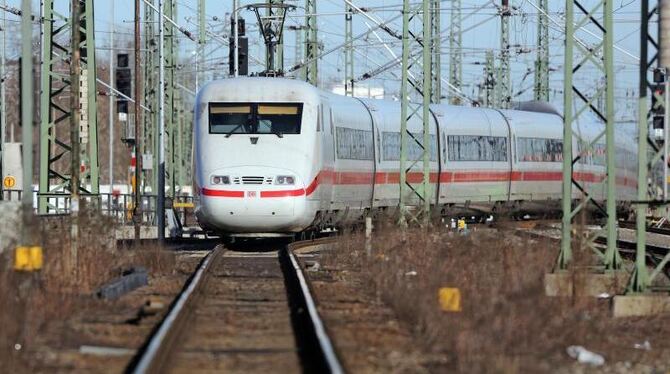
<box><xmin>209</xmin><ymin>103</ymin><xmax>303</xmax><ymax>136</ymax></box>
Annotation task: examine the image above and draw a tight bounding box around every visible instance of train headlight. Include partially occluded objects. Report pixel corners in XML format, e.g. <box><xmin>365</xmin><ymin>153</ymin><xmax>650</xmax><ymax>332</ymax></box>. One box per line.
<box><xmin>211</xmin><ymin>175</ymin><xmax>230</xmax><ymax>185</ymax></box>
<box><xmin>274</xmin><ymin>175</ymin><xmax>295</xmax><ymax>185</ymax></box>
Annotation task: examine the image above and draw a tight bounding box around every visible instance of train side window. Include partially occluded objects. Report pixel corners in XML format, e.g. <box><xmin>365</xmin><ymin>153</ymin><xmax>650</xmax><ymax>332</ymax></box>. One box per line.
<box><xmin>330</xmin><ymin>108</ymin><xmax>334</xmax><ymax>135</ymax></box>
<box><xmin>335</xmin><ymin>127</ymin><xmax>374</xmax><ymax>160</ymax></box>
<box><xmin>317</xmin><ymin>105</ymin><xmax>323</xmax><ymax>132</ymax></box>
<box><xmin>516</xmin><ymin>137</ymin><xmax>563</xmax><ymax>162</ymax></box>
<box><xmin>382</xmin><ymin>132</ymin><xmax>438</xmax><ymax>161</ymax></box>
<box><xmin>447</xmin><ymin>135</ymin><xmax>508</xmax><ymax>161</ymax></box>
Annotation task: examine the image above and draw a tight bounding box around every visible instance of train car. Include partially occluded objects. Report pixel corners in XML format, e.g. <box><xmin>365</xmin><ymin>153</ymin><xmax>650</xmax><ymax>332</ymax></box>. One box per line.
<box><xmin>193</xmin><ymin>77</ymin><xmax>637</xmax><ymax>236</ymax></box>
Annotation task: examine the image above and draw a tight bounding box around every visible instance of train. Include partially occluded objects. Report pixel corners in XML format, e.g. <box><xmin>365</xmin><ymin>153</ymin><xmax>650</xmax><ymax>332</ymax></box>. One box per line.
<box><xmin>192</xmin><ymin>77</ymin><xmax>638</xmax><ymax>236</ymax></box>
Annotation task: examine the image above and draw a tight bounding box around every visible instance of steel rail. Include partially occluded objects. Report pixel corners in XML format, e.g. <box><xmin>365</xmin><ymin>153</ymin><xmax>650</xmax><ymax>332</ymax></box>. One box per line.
<box><xmin>129</xmin><ymin>246</ymin><xmax>222</xmax><ymax>374</ymax></box>
<box><xmin>287</xmin><ymin>238</ymin><xmax>343</xmax><ymax>374</ymax></box>
<box><xmin>618</xmin><ymin>221</ymin><xmax>670</xmax><ymax>236</ymax></box>
<box><xmin>515</xmin><ymin>226</ymin><xmax>669</xmax><ymax>264</ymax></box>
<box><xmin>128</xmin><ymin>237</ymin><xmax>340</xmax><ymax>373</ymax></box>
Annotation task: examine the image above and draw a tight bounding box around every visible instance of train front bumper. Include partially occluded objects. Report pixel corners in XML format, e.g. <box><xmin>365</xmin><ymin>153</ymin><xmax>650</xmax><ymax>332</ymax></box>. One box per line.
<box><xmin>197</xmin><ymin>188</ymin><xmax>312</xmax><ymax>233</ymax></box>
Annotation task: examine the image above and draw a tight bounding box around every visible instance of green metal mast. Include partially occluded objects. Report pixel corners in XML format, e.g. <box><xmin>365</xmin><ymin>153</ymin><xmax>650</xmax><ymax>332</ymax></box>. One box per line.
<box><xmin>431</xmin><ymin>0</ymin><xmax>441</xmax><ymax>104</ymax></box>
<box><xmin>628</xmin><ymin>0</ymin><xmax>670</xmax><ymax>292</ymax></box>
<box><xmin>198</xmin><ymin>0</ymin><xmax>206</xmax><ymax>85</ymax></box>
<box><xmin>344</xmin><ymin>2</ymin><xmax>354</xmax><ymax>96</ymax></box>
<box><xmin>292</xmin><ymin>26</ymin><xmax>304</xmax><ymax>71</ymax></box>
<box><xmin>39</xmin><ymin>0</ymin><xmax>99</xmax><ymax>214</ymax></box>
<box><xmin>498</xmin><ymin>0</ymin><xmax>511</xmax><ymax>108</ymax></box>
<box><xmin>20</xmin><ymin>0</ymin><xmax>33</xmax><ymax>243</ymax></box>
<box><xmin>163</xmin><ymin>0</ymin><xmax>177</xmax><ymax>197</ymax></box>
<box><xmin>304</xmin><ymin>0</ymin><xmax>317</xmax><ymax>86</ymax></box>
<box><xmin>533</xmin><ymin>0</ymin><xmax>549</xmax><ymax>101</ymax></box>
<box><xmin>482</xmin><ymin>49</ymin><xmax>496</xmax><ymax>107</ymax></box>
<box><xmin>143</xmin><ymin>0</ymin><xmax>158</xmax><ymax>193</ymax></box>
<box><xmin>267</xmin><ymin>0</ymin><xmax>285</xmax><ymax>72</ymax></box>
<box><xmin>559</xmin><ymin>0</ymin><xmax>619</xmax><ymax>270</ymax></box>
<box><xmin>399</xmin><ymin>0</ymin><xmax>432</xmax><ymax>225</ymax></box>
<box><xmin>448</xmin><ymin>0</ymin><xmax>461</xmax><ymax>105</ymax></box>
<box><xmin>0</xmin><ymin>0</ymin><xmax>5</xmax><ymax>200</ymax></box>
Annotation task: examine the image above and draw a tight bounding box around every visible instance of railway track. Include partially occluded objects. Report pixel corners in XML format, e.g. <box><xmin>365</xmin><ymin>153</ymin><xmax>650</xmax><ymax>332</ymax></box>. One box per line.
<box><xmin>618</xmin><ymin>220</ymin><xmax>670</xmax><ymax>236</ymax></box>
<box><xmin>126</xmin><ymin>238</ymin><xmax>343</xmax><ymax>374</ymax></box>
<box><xmin>513</xmin><ymin>222</ymin><xmax>670</xmax><ymax>277</ymax></box>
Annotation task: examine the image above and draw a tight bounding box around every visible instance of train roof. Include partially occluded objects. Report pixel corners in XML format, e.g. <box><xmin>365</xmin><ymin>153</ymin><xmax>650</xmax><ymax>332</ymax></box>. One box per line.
<box><xmin>197</xmin><ymin>77</ymin><xmax>321</xmax><ymax>105</ymax></box>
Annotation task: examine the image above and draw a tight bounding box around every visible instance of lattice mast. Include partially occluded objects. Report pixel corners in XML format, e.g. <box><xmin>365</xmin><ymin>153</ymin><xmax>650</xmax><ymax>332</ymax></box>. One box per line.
<box><xmin>497</xmin><ymin>0</ymin><xmax>511</xmax><ymax>108</ymax></box>
<box><xmin>559</xmin><ymin>0</ymin><xmax>619</xmax><ymax>270</ymax></box>
<box><xmin>448</xmin><ymin>0</ymin><xmax>461</xmax><ymax>105</ymax></box>
<box><xmin>304</xmin><ymin>0</ymin><xmax>318</xmax><ymax>85</ymax></box>
<box><xmin>533</xmin><ymin>0</ymin><xmax>550</xmax><ymax>101</ymax></box>
<box><xmin>399</xmin><ymin>0</ymin><xmax>433</xmax><ymax>224</ymax></box>
<box><xmin>344</xmin><ymin>2</ymin><xmax>354</xmax><ymax>96</ymax></box>
<box><xmin>38</xmin><ymin>0</ymin><xmax>99</xmax><ymax>213</ymax></box>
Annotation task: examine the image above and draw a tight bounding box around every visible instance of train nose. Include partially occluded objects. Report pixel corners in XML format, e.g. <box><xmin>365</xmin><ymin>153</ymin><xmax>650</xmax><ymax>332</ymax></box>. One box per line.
<box><xmin>198</xmin><ymin>167</ymin><xmax>311</xmax><ymax>233</ymax></box>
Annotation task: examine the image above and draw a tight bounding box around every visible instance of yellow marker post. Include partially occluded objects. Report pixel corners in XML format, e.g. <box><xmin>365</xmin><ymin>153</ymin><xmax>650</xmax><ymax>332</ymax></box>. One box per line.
<box><xmin>457</xmin><ymin>219</ymin><xmax>466</xmax><ymax>231</ymax></box>
<box><xmin>30</xmin><ymin>246</ymin><xmax>43</xmax><ymax>270</ymax></box>
<box><xmin>14</xmin><ymin>246</ymin><xmax>44</xmax><ymax>271</ymax></box>
<box><xmin>439</xmin><ymin>287</ymin><xmax>462</xmax><ymax>312</ymax></box>
<box><xmin>14</xmin><ymin>246</ymin><xmax>32</xmax><ymax>271</ymax></box>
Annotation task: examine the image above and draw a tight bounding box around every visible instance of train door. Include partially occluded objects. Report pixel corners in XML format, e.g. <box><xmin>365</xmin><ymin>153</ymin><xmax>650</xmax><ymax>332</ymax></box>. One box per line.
<box><xmin>356</xmin><ymin>99</ymin><xmax>385</xmax><ymax>209</ymax></box>
<box><xmin>319</xmin><ymin>98</ymin><xmax>335</xmax><ymax>211</ymax></box>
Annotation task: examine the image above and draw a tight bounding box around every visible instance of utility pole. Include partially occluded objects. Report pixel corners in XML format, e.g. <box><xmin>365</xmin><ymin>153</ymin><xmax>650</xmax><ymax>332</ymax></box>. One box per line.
<box><xmin>157</xmin><ymin>0</ymin><xmax>166</xmax><ymax>242</ymax></box>
<box><xmin>399</xmin><ymin>0</ymin><xmax>432</xmax><ymax>225</ymax></box>
<box><xmin>20</xmin><ymin>0</ymin><xmax>32</xmax><ymax>243</ymax></box>
<box><xmin>39</xmin><ymin>0</ymin><xmax>99</xmax><ymax>214</ymax></box>
<box><xmin>533</xmin><ymin>0</ymin><xmax>549</xmax><ymax>101</ymax></box>
<box><xmin>304</xmin><ymin>0</ymin><xmax>318</xmax><ymax>86</ymax></box>
<box><xmin>449</xmin><ymin>0</ymin><xmax>461</xmax><ymax>105</ymax></box>
<box><xmin>498</xmin><ymin>0</ymin><xmax>511</xmax><ymax>108</ymax></box>
<box><xmin>431</xmin><ymin>0</ymin><xmax>441</xmax><ymax>104</ymax></box>
<box><xmin>558</xmin><ymin>0</ymin><xmax>618</xmax><ymax>271</ymax></box>
<box><xmin>109</xmin><ymin>1</ymin><xmax>114</xmax><ymax>191</ymax></box>
<box><xmin>133</xmin><ymin>0</ymin><xmax>142</xmax><ymax>241</ymax></box>
<box><xmin>344</xmin><ymin>2</ymin><xmax>354</xmax><ymax>96</ymax></box>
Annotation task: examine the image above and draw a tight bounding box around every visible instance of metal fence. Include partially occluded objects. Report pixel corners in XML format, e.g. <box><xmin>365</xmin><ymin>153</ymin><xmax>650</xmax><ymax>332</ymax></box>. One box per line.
<box><xmin>1</xmin><ymin>190</ymin><xmax>195</xmax><ymax>227</ymax></box>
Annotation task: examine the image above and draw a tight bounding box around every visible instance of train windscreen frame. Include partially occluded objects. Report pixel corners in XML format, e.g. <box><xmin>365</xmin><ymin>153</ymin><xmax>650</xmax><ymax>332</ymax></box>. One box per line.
<box><xmin>209</xmin><ymin>102</ymin><xmax>304</xmax><ymax>136</ymax></box>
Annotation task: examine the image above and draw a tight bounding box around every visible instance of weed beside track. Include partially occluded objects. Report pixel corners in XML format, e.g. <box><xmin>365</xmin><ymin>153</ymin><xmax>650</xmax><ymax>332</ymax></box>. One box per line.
<box><xmin>324</xmin><ymin>222</ymin><xmax>670</xmax><ymax>373</ymax></box>
<box><xmin>0</xmin><ymin>208</ymin><xmax>176</xmax><ymax>371</ymax></box>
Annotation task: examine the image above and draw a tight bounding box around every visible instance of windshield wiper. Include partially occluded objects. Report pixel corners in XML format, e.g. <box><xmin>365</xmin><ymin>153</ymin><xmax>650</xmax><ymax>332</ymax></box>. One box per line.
<box><xmin>272</xmin><ymin>130</ymin><xmax>284</xmax><ymax>138</ymax></box>
<box><xmin>224</xmin><ymin>124</ymin><xmax>244</xmax><ymax>138</ymax></box>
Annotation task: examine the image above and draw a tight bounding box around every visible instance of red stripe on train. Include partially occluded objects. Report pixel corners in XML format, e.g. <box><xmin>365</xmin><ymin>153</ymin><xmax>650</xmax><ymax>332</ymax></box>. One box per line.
<box><xmin>200</xmin><ymin>188</ymin><xmax>245</xmax><ymax>198</ymax></box>
<box><xmin>202</xmin><ymin>170</ymin><xmax>636</xmax><ymax>199</ymax></box>
<box><xmin>261</xmin><ymin>189</ymin><xmax>305</xmax><ymax>198</ymax></box>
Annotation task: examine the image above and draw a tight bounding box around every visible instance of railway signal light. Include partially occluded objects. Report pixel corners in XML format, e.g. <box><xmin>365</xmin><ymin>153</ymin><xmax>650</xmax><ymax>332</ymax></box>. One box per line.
<box><xmin>229</xmin><ymin>16</ymin><xmax>249</xmax><ymax>76</ymax></box>
<box><xmin>651</xmin><ymin>83</ymin><xmax>666</xmax><ymax>115</ymax></box>
<box><xmin>115</xmin><ymin>53</ymin><xmax>131</xmax><ymax>114</ymax></box>
<box><xmin>654</xmin><ymin>68</ymin><xmax>666</xmax><ymax>83</ymax></box>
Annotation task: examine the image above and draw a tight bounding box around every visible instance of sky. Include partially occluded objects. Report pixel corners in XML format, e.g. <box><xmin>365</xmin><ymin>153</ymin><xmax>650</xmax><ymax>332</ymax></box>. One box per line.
<box><xmin>1</xmin><ymin>0</ymin><xmax>650</xmax><ymax>121</ymax></box>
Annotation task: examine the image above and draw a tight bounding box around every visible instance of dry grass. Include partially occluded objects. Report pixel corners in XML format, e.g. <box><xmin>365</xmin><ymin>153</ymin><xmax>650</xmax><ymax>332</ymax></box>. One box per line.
<box><xmin>0</xmin><ymin>207</ymin><xmax>175</xmax><ymax>371</ymax></box>
<box><xmin>325</xmin><ymin>221</ymin><xmax>670</xmax><ymax>373</ymax></box>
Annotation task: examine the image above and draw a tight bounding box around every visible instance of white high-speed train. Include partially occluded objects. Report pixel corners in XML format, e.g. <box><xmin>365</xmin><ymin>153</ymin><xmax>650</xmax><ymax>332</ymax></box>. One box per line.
<box><xmin>193</xmin><ymin>77</ymin><xmax>637</xmax><ymax>235</ymax></box>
